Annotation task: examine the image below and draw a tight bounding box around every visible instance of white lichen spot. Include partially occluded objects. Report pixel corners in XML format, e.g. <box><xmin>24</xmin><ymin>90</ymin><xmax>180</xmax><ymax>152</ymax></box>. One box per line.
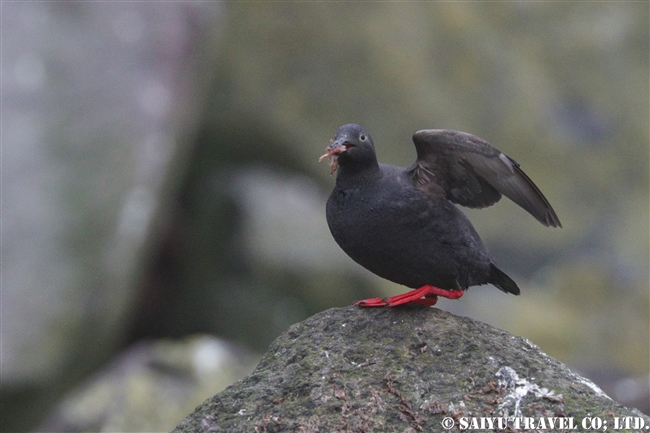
<box><xmin>447</xmin><ymin>401</ymin><xmax>466</xmax><ymax>416</ymax></box>
<box><xmin>578</xmin><ymin>377</ymin><xmax>611</xmax><ymax>400</ymax></box>
<box><xmin>521</xmin><ymin>337</ymin><xmax>539</xmax><ymax>351</ymax></box>
<box><xmin>496</xmin><ymin>366</ymin><xmax>563</xmax><ymax>417</ymax></box>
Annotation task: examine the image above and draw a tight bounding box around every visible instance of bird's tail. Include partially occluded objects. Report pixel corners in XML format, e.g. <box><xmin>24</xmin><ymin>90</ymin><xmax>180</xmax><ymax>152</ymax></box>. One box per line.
<box><xmin>490</xmin><ymin>264</ymin><xmax>520</xmax><ymax>295</ymax></box>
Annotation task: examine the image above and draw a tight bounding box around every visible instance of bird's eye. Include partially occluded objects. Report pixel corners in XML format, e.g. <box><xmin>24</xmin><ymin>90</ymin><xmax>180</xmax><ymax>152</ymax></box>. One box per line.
<box><xmin>360</xmin><ymin>134</ymin><xmax>367</xmax><ymax>141</ymax></box>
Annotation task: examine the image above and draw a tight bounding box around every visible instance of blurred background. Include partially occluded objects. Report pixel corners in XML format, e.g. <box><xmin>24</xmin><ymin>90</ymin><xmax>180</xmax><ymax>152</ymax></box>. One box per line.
<box><xmin>2</xmin><ymin>2</ymin><xmax>648</xmax><ymax>432</ymax></box>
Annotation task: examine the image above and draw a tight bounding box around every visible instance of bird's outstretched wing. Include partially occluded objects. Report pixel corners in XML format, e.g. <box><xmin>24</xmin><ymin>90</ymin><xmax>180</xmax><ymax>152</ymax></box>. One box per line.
<box><xmin>407</xmin><ymin>129</ymin><xmax>561</xmax><ymax>228</ymax></box>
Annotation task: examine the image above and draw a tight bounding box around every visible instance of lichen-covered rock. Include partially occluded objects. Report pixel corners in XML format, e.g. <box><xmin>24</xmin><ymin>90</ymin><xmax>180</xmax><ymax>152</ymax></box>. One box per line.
<box><xmin>173</xmin><ymin>307</ymin><xmax>648</xmax><ymax>432</ymax></box>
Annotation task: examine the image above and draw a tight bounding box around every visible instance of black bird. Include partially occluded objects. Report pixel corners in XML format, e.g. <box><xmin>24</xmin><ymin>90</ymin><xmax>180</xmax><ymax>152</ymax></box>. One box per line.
<box><xmin>320</xmin><ymin>124</ymin><xmax>561</xmax><ymax>307</ymax></box>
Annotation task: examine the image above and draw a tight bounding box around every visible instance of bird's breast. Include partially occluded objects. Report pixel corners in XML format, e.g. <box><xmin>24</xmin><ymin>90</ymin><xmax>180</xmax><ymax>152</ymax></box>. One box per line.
<box><xmin>327</xmin><ymin>183</ymin><xmax>448</xmax><ymax>252</ymax></box>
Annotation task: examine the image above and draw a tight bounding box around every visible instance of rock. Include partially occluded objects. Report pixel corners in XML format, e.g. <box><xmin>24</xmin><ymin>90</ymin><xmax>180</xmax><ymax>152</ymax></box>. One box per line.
<box><xmin>173</xmin><ymin>307</ymin><xmax>649</xmax><ymax>432</ymax></box>
<box><xmin>3</xmin><ymin>3</ymin><xmax>223</xmax><ymax>431</ymax></box>
<box><xmin>40</xmin><ymin>335</ymin><xmax>257</xmax><ymax>433</ymax></box>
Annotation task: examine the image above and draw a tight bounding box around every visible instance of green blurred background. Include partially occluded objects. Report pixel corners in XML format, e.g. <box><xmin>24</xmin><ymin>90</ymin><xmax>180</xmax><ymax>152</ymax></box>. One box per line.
<box><xmin>3</xmin><ymin>2</ymin><xmax>648</xmax><ymax>431</ymax></box>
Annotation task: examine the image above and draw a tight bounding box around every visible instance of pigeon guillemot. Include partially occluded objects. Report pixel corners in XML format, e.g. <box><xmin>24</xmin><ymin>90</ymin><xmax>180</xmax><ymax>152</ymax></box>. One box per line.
<box><xmin>320</xmin><ymin>124</ymin><xmax>561</xmax><ymax>307</ymax></box>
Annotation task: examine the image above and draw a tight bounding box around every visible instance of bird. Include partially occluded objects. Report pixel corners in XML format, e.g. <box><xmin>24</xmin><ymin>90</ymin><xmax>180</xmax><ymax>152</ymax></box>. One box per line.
<box><xmin>320</xmin><ymin>124</ymin><xmax>561</xmax><ymax>308</ymax></box>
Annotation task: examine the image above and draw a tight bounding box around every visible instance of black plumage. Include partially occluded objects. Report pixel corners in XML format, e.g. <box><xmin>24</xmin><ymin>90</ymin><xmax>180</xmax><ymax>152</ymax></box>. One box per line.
<box><xmin>321</xmin><ymin>124</ymin><xmax>561</xmax><ymax>307</ymax></box>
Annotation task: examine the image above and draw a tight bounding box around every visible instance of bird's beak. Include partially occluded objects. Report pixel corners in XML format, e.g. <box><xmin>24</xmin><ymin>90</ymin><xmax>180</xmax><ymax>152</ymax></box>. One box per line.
<box><xmin>319</xmin><ymin>138</ymin><xmax>348</xmax><ymax>161</ymax></box>
<box><xmin>319</xmin><ymin>138</ymin><xmax>348</xmax><ymax>175</ymax></box>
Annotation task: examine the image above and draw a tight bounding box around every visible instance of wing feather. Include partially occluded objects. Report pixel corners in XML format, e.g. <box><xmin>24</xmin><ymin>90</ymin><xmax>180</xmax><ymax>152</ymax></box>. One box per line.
<box><xmin>407</xmin><ymin>129</ymin><xmax>561</xmax><ymax>227</ymax></box>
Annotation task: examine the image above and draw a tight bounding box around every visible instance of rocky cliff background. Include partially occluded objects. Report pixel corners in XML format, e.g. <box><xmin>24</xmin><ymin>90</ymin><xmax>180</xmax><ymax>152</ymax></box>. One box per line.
<box><xmin>2</xmin><ymin>3</ymin><xmax>648</xmax><ymax>432</ymax></box>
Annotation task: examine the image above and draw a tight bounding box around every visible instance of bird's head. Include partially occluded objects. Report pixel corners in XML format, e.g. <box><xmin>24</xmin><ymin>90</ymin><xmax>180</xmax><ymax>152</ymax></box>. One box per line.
<box><xmin>319</xmin><ymin>124</ymin><xmax>377</xmax><ymax>175</ymax></box>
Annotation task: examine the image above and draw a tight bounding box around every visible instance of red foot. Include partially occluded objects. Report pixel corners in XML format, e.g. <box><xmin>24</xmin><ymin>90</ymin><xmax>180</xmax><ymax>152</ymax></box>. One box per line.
<box><xmin>354</xmin><ymin>285</ymin><xmax>464</xmax><ymax>308</ymax></box>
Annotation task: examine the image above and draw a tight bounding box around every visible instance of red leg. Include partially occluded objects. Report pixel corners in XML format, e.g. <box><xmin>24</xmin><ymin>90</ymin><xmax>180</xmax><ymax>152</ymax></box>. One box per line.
<box><xmin>407</xmin><ymin>296</ymin><xmax>439</xmax><ymax>307</ymax></box>
<box><xmin>354</xmin><ymin>285</ymin><xmax>464</xmax><ymax>308</ymax></box>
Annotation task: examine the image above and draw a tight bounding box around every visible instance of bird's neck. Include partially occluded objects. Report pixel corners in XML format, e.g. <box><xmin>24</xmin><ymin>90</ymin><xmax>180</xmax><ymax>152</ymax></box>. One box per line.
<box><xmin>335</xmin><ymin>160</ymin><xmax>382</xmax><ymax>188</ymax></box>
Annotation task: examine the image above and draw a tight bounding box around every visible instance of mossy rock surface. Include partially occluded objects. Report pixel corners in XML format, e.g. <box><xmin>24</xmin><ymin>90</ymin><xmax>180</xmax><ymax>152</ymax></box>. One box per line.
<box><xmin>174</xmin><ymin>307</ymin><xmax>648</xmax><ymax>432</ymax></box>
